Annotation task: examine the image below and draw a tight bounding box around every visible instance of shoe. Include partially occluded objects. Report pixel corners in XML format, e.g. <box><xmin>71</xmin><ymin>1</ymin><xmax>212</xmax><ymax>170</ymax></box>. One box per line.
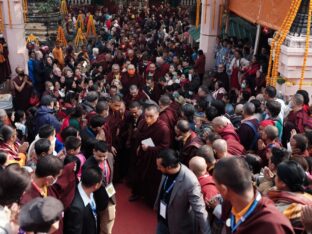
<box><xmin>128</xmin><ymin>194</ymin><xmax>140</xmax><ymax>202</ymax></box>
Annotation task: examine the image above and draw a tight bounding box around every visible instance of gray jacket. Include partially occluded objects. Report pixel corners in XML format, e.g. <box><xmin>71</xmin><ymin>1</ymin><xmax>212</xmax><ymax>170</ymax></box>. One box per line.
<box><xmin>154</xmin><ymin>164</ymin><xmax>211</xmax><ymax>234</ymax></box>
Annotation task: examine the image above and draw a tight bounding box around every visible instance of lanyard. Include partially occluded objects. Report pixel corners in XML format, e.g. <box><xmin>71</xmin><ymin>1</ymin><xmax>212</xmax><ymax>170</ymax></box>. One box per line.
<box><xmin>230</xmin><ymin>192</ymin><xmax>261</xmax><ymax>233</ymax></box>
<box><xmin>32</xmin><ymin>181</ymin><xmax>48</xmax><ymax>197</ymax></box>
<box><xmin>90</xmin><ymin>199</ymin><xmax>97</xmax><ymax>226</ymax></box>
<box><xmin>163</xmin><ymin>176</ymin><xmax>176</xmax><ymax>194</ymax></box>
<box><xmin>103</xmin><ymin>161</ymin><xmax>110</xmax><ymax>184</ymax></box>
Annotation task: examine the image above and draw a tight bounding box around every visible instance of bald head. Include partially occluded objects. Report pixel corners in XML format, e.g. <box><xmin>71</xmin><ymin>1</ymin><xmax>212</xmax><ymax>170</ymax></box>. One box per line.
<box><xmin>235</xmin><ymin>104</ymin><xmax>244</xmax><ymax>115</ymax></box>
<box><xmin>212</xmin><ymin>116</ymin><xmax>230</xmax><ymax>133</ymax></box>
<box><xmin>212</xmin><ymin>139</ymin><xmax>228</xmax><ymax>159</ymax></box>
<box><xmin>176</xmin><ymin>120</ymin><xmax>191</xmax><ymax>134</ymax></box>
<box><xmin>189</xmin><ymin>156</ymin><xmax>207</xmax><ymax>177</ymax></box>
<box><xmin>159</xmin><ymin>95</ymin><xmax>172</xmax><ymax>108</ymax></box>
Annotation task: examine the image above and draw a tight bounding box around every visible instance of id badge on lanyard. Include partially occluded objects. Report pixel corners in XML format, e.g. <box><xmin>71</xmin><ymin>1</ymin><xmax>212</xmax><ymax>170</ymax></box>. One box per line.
<box><xmin>160</xmin><ymin>200</ymin><xmax>167</xmax><ymax>219</ymax></box>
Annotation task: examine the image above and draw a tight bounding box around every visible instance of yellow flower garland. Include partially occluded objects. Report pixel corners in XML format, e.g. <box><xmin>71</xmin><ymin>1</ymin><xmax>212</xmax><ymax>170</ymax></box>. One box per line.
<box><xmin>56</xmin><ymin>26</ymin><xmax>67</xmax><ymax>47</ymax></box>
<box><xmin>60</xmin><ymin>0</ymin><xmax>68</xmax><ymax>16</ymax></box>
<box><xmin>76</xmin><ymin>14</ymin><xmax>85</xmax><ymax>31</ymax></box>
<box><xmin>74</xmin><ymin>27</ymin><xmax>86</xmax><ymax>47</ymax></box>
<box><xmin>266</xmin><ymin>0</ymin><xmax>296</xmax><ymax>85</ymax></box>
<box><xmin>270</xmin><ymin>0</ymin><xmax>301</xmax><ymax>87</ymax></box>
<box><xmin>299</xmin><ymin>0</ymin><xmax>312</xmax><ymax>90</ymax></box>
<box><xmin>86</xmin><ymin>15</ymin><xmax>96</xmax><ymax>37</ymax></box>
<box><xmin>26</xmin><ymin>34</ymin><xmax>39</xmax><ymax>45</ymax></box>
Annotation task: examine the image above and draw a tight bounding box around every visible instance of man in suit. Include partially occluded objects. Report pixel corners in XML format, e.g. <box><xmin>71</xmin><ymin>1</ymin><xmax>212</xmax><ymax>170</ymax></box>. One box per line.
<box><xmin>154</xmin><ymin>149</ymin><xmax>211</xmax><ymax>234</ymax></box>
<box><xmin>64</xmin><ymin>167</ymin><xmax>102</xmax><ymax>234</ymax></box>
<box><xmin>82</xmin><ymin>140</ymin><xmax>116</xmax><ymax>234</ymax></box>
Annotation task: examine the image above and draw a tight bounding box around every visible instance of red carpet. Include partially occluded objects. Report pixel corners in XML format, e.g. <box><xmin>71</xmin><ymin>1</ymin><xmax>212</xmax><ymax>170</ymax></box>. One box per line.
<box><xmin>113</xmin><ymin>183</ymin><xmax>157</xmax><ymax>234</ymax></box>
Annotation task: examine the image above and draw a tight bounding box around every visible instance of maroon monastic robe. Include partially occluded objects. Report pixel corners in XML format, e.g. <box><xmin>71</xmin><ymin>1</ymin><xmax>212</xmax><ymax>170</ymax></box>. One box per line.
<box><xmin>159</xmin><ymin>106</ymin><xmax>178</xmax><ymax>141</ymax></box>
<box><xmin>179</xmin><ymin>131</ymin><xmax>203</xmax><ymax>165</ymax></box>
<box><xmin>221</xmin><ymin>196</ymin><xmax>294</xmax><ymax>234</ymax></box>
<box><xmin>135</xmin><ymin>119</ymin><xmax>171</xmax><ymax>206</ymax></box>
<box><xmin>20</xmin><ymin>162</ymin><xmax>76</xmax><ymax>234</ymax></box>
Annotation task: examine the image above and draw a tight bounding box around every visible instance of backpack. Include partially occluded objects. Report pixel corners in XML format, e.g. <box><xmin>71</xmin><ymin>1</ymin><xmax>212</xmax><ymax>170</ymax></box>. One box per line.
<box><xmin>244</xmin><ymin>120</ymin><xmax>260</xmax><ymax>150</ymax></box>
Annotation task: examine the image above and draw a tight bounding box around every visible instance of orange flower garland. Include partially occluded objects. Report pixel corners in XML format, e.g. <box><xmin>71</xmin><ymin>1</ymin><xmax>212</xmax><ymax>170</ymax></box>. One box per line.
<box><xmin>266</xmin><ymin>0</ymin><xmax>296</xmax><ymax>85</ymax></box>
<box><xmin>86</xmin><ymin>15</ymin><xmax>96</xmax><ymax>37</ymax></box>
<box><xmin>74</xmin><ymin>27</ymin><xmax>86</xmax><ymax>47</ymax></box>
<box><xmin>270</xmin><ymin>0</ymin><xmax>301</xmax><ymax>87</ymax></box>
<box><xmin>76</xmin><ymin>14</ymin><xmax>85</xmax><ymax>31</ymax></box>
<box><xmin>56</xmin><ymin>26</ymin><xmax>67</xmax><ymax>47</ymax></box>
<box><xmin>299</xmin><ymin>0</ymin><xmax>312</xmax><ymax>89</ymax></box>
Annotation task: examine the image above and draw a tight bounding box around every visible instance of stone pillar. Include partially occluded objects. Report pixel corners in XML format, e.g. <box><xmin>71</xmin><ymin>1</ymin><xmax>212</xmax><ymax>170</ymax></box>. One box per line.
<box><xmin>1</xmin><ymin>0</ymin><xmax>27</xmax><ymax>76</ymax></box>
<box><xmin>199</xmin><ymin>0</ymin><xmax>221</xmax><ymax>70</ymax></box>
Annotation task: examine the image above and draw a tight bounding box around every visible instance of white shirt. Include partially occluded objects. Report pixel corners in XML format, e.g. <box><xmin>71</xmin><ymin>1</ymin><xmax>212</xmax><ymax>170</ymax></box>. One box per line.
<box><xmin>77</xmin><ymin>182</ymin><xmax>96</xmax><ymax>208</ymax></box>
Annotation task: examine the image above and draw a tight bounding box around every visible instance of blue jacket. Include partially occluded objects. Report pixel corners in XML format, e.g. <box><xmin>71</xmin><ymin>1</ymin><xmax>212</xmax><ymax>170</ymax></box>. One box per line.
<box><xmin>35</xmin><ymin>106</ymin><xmax>61</xmax><ymax>133</ymax></box>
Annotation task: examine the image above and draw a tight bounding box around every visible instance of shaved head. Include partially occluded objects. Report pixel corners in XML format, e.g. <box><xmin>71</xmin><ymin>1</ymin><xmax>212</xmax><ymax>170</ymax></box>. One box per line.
<box><xmin>189</xmin><ymin>156</ymin><xmax>207</xmax><ymax>177</ymax></box>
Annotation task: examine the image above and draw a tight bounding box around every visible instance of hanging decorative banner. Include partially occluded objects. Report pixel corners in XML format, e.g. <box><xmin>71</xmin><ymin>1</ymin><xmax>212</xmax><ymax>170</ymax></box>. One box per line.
<box><xmin>56</xmin><ymin>25</ymin><xmax>67</xmax><ymax>47</ymax></box>
<box><xmin>86</xmin><ymin>15</ymin><xmax>96</xmax><ymax>37</ymax></box>
<box><xmin>7</xmin><ymin>0</ymin><xmax>12</xmax><ymax>29</ymax></box>
<box><xmin>74</xmin><ymin>27</ymin><xmax>86</xmax><ymax>47</ymax></box>
<box><xmin>195</xmin><ymin>0</ymin><xmax>200</xmax><ymax>29</ymax></box>
<box><xmin>60</xmin><ymin>0</ymin><xmax>68</xmax><ymax>15</ymax></box>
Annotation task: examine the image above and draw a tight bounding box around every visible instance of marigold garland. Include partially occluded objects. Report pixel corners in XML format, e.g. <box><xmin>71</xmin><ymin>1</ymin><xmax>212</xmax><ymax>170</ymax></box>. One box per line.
<box><xmin>26</xmin><ymin>34</ymin><xmax>39</xmax><ymax>45</ymax></box>
<box><xmin>56</xmin><ymin>26</ymin><xmax>67</xmax><ymax>47</ymax></box>
<box><xmin>299</xmin><ymin>0</ymin><xmax>312</xmax><ymax>90</ymax></box>
<box><xmin>86</xmin><ymin>15</ymin><xmax>96</xmax><ymax>37</ymax></box>
<box><xmin>267</xmin><ymin>0</ymin><xmax>298</xmax><ymax>85</ymax></box>
<box><xmin>74</xmin><ymin>27</ymin><xmax>86</xmax><ymax>47</ymax></box>
<box><xmin>60</xmin><ymin>0</ymin><xmax>68</xmax><ymax>16</ymax></box>
<box><xmin>268</xmin><ymin>0</ymin><xmax>301</xmax><ymax>87</ymax></box>
<box><xmin>76</xmin><ymin>13</ymin><xmax>85</xmax><ymax>31</ymax></box>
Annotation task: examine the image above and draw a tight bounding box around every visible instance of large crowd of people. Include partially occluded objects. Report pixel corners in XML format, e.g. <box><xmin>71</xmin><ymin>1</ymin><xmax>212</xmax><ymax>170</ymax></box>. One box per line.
<box><xmin>0</xmin><ymin>1</ymin><xmax>312</xmax><ymax>234</ymax></box>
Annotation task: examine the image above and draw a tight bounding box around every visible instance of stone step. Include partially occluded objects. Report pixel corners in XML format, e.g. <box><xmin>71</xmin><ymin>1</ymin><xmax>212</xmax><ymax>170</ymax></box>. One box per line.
<box><xmin>25</xmin><ymin>23</ymin><xmax>46</xmax><ymax>30</ymax></box>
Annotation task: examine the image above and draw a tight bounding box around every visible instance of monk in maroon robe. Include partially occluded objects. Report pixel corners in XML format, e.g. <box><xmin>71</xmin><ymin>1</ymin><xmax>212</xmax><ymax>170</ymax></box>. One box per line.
<box><xmin>20</xmin><ymin>158</ymin><xmax>76</xmax><ymax>234</ymax></box>
<box><xmin>214</xmin><ymin>157</ymin><xmax>294</xmax><ymax>234</ymax></box>
<box><xmin>121</xmin><ymin>64</ymin><xmax>144</xmax><ymax>95</ymax></box>
<box><xmin>133</xmin><ymin>104</ymin><xmax>171</xmax><ymax>207</ymax></box>
<box><xmin>175</xmin><ymin>120</ymin><xmax>203</xmax><ymax>165</ymax></box>
<box><xmin>159</xmin><ymin>95</ymin><xmax>178</xmax><ymax>141</ymax></box>
<box><xmin>124</xmin><ymin>84</ymin><xmax>148</xmax><ymax>106</ymax></box>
